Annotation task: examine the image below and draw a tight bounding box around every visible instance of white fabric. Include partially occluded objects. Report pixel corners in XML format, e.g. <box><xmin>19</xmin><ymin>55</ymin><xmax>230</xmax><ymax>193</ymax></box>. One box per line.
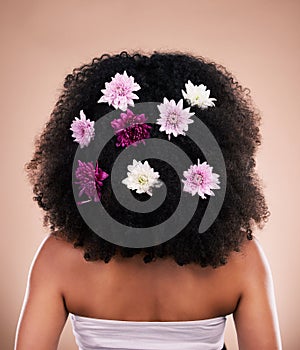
<box><xmin>69</xmin><ymin>313</ymin><xmax>226</xmax><ymax>350</ymax></box>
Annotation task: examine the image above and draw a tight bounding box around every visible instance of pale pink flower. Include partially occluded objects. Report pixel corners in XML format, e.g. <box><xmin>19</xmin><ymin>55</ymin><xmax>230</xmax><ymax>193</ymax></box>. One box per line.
<box><xmin>70</xmin><ymin>110</ymin><xmax>95</xmax><ymax>148</ymax></box>
<box><xmin>111</xmin><ymin>109</ymin><xmax>151</xmax><ymax>148</ymax></box>
<box><xmin>156</xmin><ymin>98</ymin><xmax>194</xmax><ymax>140</ymax></box>
<box><xmin>74</xmin><ymin>160</ymin><xmax>109</xmax><ymax>205</ymax></box>
<box><xmin>182</xmin><ymin>159</ymin><xmax>220</xmax><ymax>198</ymax></box>
<box><xmin>98</xmin><ymin>70</ymin><xmax>141</xmax><ymax>111</ymax></box>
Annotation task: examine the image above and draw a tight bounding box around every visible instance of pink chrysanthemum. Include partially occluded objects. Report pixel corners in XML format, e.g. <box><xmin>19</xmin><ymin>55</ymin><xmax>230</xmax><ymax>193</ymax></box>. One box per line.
<box><xmin>74</xmin><ymin>160</ymin><xmax>109</xmax><ymax>205</ymax></box>
<box><xmin>182</xmin><ymin>159</ymin><xmax>220</xmax><ymax>198</ymax></box>
<box><xmin>70</xmin><ymin>110</ymin><xmax>95</xmax><ymax>148</ymax></box>
<box><xmin>98</xmin><ymin>70</ymin><xmax>141</xmax><ymax>111</ymax></box>
<box><xmin>111</xmin><ymin>109</ymin><xmax>152</xmax><ymax>148</ymax></box>
<box><xmin>156</xmin><ymin>98</ymin><xmax>195</xmax><ymax>140</ymax></box>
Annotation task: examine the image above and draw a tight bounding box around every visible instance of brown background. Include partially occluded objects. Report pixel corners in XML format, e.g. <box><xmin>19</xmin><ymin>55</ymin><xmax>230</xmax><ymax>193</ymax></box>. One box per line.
<box><xmin>1</xmin><ymin>0</ymin><xmax>299</xmax><ymax>349</ymax></box>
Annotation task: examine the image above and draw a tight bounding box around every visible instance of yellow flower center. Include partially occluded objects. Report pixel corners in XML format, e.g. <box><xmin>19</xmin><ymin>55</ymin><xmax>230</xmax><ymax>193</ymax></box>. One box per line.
<box><xmin>138</xmin><ymin>174</ymin><xmax>148</xmax><ymax>185</ymax></box>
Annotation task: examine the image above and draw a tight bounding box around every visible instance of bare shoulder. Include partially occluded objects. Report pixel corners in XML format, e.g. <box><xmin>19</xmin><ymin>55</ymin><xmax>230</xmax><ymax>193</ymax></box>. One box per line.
<box><xmin>230</xmin><ymin>238</ymin><xmax>282</xmax><ymax>348</ymax></box>
<box><xmin>229</xmin><ymin>235</ymin><xmax>270</xmax><ymax>265</ymax></box>
<box><xmin>34</xmin><ymin>234</ymin><xmax>82</xmax><ymax>261</ymax></box>
<box><xmin>39</xmin><ymin>233</ymin><xmax>81</xmax><ymax>255</ymax></box>
<box><xmin>15</xmin><ymin>234</ymin><xmax>76</xmax><ymax>349</ymax></box>
<box><xmin>224</xmin><ymin>236</ymin><xmax>273</xmax><ymax>288</ymax></box>
<box><xmin>29</xmin><ymin>234</ymin><xmax>84</xmax><ymax>283</ymax></box>
<box><xmin>240</xmin><ymin>236</ymin><xmax>267</xmax><ymax>259</ymax></box>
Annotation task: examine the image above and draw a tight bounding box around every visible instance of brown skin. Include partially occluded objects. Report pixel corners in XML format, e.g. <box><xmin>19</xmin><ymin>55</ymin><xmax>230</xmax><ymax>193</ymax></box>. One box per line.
<box><xmin>15</xmin><ymin>234</ymin><xmax>282</xmax><ymax>350</ymax></box>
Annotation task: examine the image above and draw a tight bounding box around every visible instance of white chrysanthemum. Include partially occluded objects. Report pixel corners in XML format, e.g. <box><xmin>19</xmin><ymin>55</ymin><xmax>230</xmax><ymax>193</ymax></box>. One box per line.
<box><xmin>182</xmin><ymin>80</ymin><xmax>217</xmax><ymax>109</ymax></box>
<box><xmin>122</xmin><ymin>159</ymin><xmax>163</xmax><ymax>196</ymax></box>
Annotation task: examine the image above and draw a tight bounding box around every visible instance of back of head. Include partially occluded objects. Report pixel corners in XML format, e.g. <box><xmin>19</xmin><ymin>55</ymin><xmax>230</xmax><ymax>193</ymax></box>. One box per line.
<box><xmin>25</xmin><ymin>50</ymin><xmax>270</xmax><ymax>267</ymax></box>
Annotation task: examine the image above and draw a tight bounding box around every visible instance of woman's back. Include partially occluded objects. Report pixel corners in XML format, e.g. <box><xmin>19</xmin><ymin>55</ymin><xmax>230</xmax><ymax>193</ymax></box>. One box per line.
<box><xmin>56</xmin><ymin>235</ymin><xmax>240</xmax><ymax>322</ymax></box>
<box><xmin>15</xmin><ymin>234</ymin><xmax>281</xmax><ymax>349</ymax></box>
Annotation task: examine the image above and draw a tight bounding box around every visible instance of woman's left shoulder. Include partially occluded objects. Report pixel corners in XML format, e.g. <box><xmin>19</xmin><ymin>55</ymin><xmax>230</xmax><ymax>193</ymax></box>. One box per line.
<box><xmin>29</xmin><ymin>234</ymin><xmax>84</xmax><ymax>281</ymax></box>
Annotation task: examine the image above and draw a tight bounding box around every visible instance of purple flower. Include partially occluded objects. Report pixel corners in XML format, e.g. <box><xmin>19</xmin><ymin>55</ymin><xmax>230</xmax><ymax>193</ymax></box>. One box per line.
<box><xmin>98</xmin><ymin>71</ymin><xmax>141</xmax><ymax>111</ymax></box>
<box><xmin>111</xmin><ymin>109</ymin><xmax>152</xmax><ymax>148</ymax></box>
<box><xmin>182</xmin><ymin>159</ymin><xmax>220</xmax><ymax>199</ymax></box>
<box><xmin>70</xmin><ymin>110</ymin><xmax>95</xmax><ymax>148</ymax></box>
<box><xmin>74</xmin><ymin>160</ymin><xmax>109</xmax><ymax>205</ymax></box>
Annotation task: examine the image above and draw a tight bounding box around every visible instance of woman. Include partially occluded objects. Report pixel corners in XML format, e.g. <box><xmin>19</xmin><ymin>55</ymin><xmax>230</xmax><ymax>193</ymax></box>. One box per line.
<box><xmin>15</xmin><ymin>51</ymin><xmax>282</xmax><ymax>349</ymax></box>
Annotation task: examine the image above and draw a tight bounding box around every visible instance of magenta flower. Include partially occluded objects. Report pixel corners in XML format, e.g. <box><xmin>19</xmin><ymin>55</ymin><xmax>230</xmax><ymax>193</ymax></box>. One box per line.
<box><xmin>182</xmin><ymin>159</ymin><xmax>220</xmax><ymax>198</ymax></box>
<box><xmin>156</xmin><ymin>98</ymin><xmax>195</xmax><ymax>141</ymax></box>
<box><xmin>111</xmin><ymin>109</ymin><xmax>152</xmax><ymax>148</ymax></box>
<box><xmin>98</xmin><ymin>71</ymin><xmax>141</xmax><ymax>111</ymax></box>
<box><xmin>74</xmin><ymin>160</ymin><xmax>109</xmax><ymax>205</ymax></box>
<box><xmin>70</xmin><ymin>110</ymin><xmax>95</xmax><ymax>148</ymax></box>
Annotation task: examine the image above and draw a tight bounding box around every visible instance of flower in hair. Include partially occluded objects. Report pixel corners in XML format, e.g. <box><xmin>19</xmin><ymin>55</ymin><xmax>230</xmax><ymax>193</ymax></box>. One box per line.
<box><xmin>74</xmin><ymin>160</ymin><xmax>109</xmax><ymax>205</ymax></box>
<box><xmin>122</xmin><ymin>159</ymin><xmax>163</xmax><ymax>196</ymax></box>
<box><xmin>182</xmin><ymin>80</ymin><xmax>216</xmax><ymax>109</ymax></box>
<box><xmin>70</xmin><ymin>110</ymin><xmax>95</xmax><ymax>148</ymax></box>
<box><xmin>98</xmin><ymin>70</ymin><xmax>141</xmax><ymax>111</ymax></box>
<box><xmin>156</xmin><ymin>98</ymin><xmax>194</xmax><ymax>141</ymax></box>
<box><xmin>111</xmin><ymin>109</ymin><xmax>152</xmax><ymax>148</ymax></box>
<box><xmin>182</xmin><ymin>159</ymin><xmax>220</xmax><ymax>198</ymax></box>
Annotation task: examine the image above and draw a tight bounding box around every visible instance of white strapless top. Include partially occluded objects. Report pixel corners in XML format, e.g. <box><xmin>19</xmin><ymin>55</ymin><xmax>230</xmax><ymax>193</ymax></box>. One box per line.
<box><xmin>69</xmin><ymin>313</ymin><xmax>226</xmax><ymax>350</ymax></box>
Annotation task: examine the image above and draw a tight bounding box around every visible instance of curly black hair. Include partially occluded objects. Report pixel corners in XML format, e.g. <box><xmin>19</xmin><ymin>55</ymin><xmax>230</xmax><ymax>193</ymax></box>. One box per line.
<box><xmin>25</xmin><ymin>50</ymin><xmax>270</xmax><ymax>267</ymax></box>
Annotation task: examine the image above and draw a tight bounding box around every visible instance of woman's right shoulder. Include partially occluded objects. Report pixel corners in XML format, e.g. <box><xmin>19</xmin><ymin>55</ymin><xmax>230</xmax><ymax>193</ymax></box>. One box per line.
<box><xmin>230</xmin><ymin>236</ymin><xmax>270</xmax><ymax>268</ymax></box>
<box><xmin>229</xmin><ymin>237</ymin><xmax>282</xmax><ymax>348</ymax></box>
<box><xmin>226</xmin><ymin>236</ymin><xmax>274</xmax><ymax>292</ymax></box>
